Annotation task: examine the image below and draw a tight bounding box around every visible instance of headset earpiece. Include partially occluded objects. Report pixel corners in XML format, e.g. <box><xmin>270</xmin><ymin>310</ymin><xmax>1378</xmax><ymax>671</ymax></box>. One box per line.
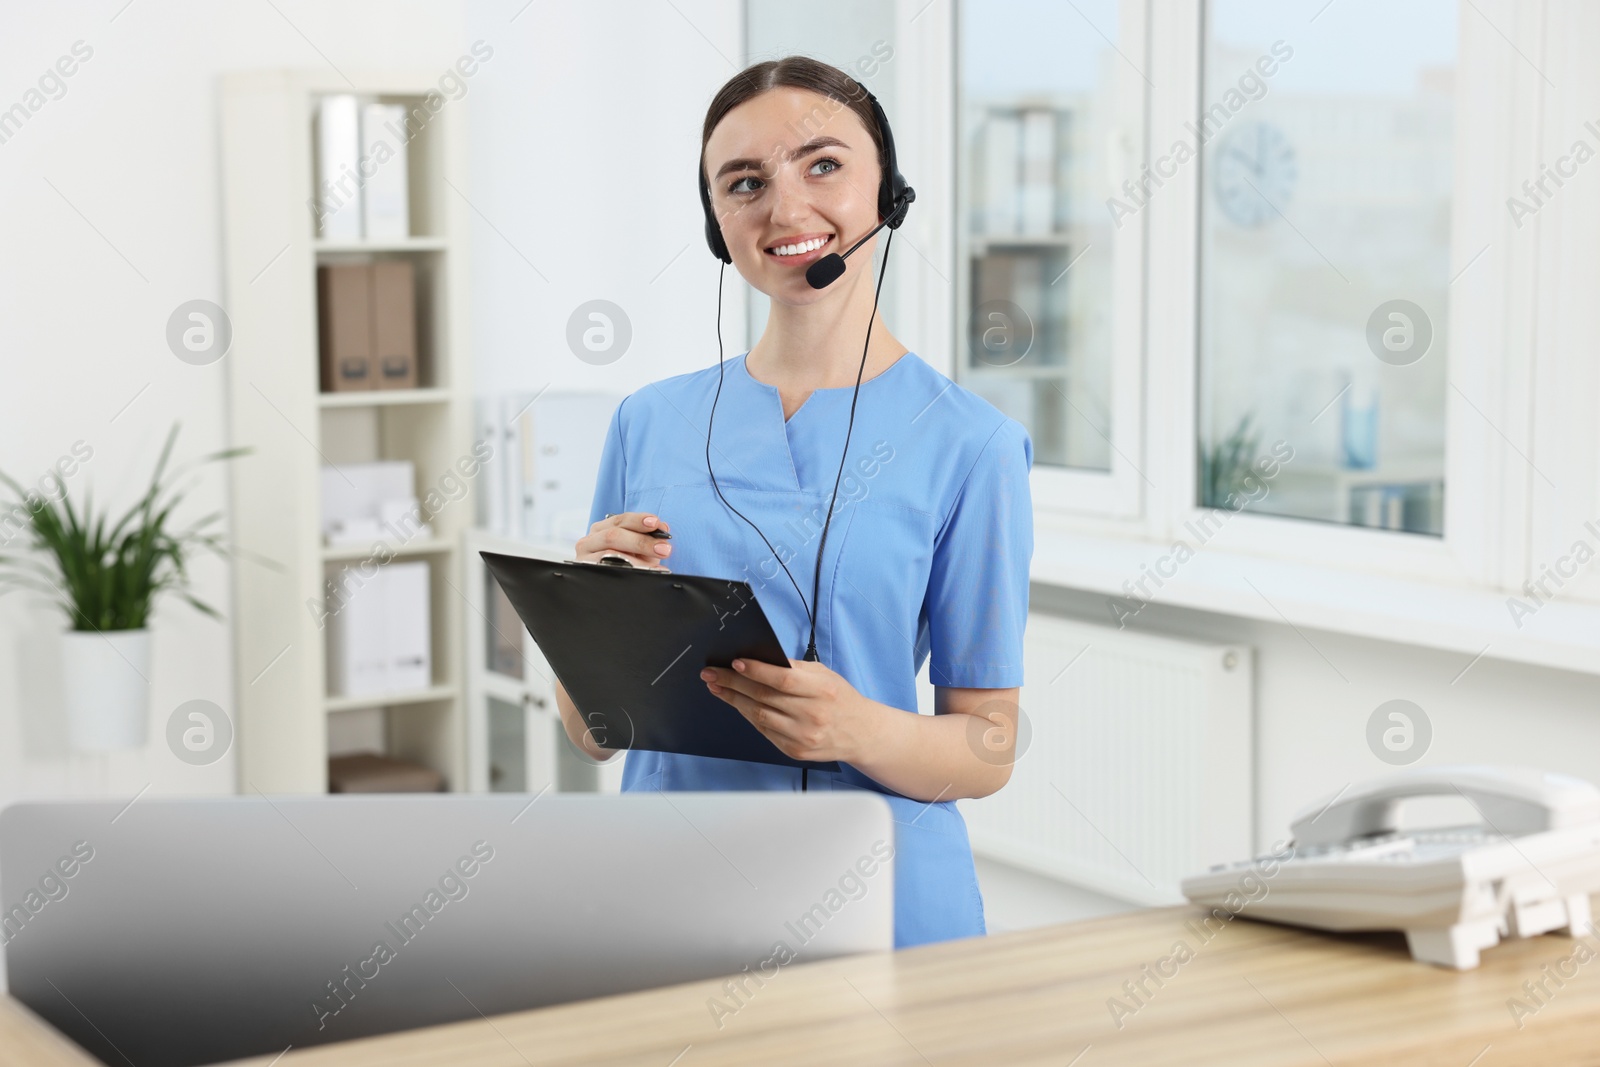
<box><xmin>699</xmin><ymin>164</ymin><xmax>732</xmax><ymax>264</ymax></box>
<box><xmin>865</xmin><ymin>92</ymin><xmax>914</xmax><ymax>230</ymax></box>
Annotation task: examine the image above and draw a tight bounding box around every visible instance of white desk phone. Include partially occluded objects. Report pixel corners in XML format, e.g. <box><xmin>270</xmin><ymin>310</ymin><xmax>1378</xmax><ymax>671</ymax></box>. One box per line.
<box><xmin>1181</xmin><ymin>765</ymin><xmax>1600</xmax><ymax>969</ymax></box>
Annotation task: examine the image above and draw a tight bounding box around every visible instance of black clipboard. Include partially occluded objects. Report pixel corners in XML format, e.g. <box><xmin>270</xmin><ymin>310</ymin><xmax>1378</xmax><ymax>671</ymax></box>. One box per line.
<box><xmin>480</xmin><ymin>551</ymin><xmax>839</xmax><ymax>772</ymax></box>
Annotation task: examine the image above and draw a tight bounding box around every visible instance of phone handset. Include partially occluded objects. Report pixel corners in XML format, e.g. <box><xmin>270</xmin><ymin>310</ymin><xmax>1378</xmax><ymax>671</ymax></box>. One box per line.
<box><xmin>1290</xmin><ymin>764</ymin><xmax>1600</xmax><ymax>849</ymax></box>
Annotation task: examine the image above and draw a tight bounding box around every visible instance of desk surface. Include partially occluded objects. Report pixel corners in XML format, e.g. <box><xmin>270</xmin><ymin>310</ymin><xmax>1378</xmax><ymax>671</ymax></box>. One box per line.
<box><xmin>5</xmin><ymin>899</ymin><xmax>1599</xmax><ymax>1067</ymax></box>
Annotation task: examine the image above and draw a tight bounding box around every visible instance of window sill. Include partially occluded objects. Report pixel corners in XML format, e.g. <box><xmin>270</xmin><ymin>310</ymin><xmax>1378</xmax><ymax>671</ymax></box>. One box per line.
<box><xmin>1030</xmin><ymin>528</ymin><xmax>1600</xmax><ymax>679</ymax></box>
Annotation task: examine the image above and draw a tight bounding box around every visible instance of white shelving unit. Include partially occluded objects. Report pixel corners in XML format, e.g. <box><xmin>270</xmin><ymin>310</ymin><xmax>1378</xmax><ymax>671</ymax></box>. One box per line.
<box><xmin>219</xmin><ymin>70</ymin><xmax>473</xmax><ymax>792</ymax></box>
<box><xmin>318</xmin><ymin>388</ymin><xmax>453</xmax><ymax>409</ymax></box>
<box><xmin>461</xmin><ymin>529</ymin><xmax>627</xmax><ymax>795</ymax></box>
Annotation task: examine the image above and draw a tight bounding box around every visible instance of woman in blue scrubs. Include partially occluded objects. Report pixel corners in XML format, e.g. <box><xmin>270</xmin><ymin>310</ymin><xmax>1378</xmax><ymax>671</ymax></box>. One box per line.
<box><xmin>555</xmin><ymin>56</ymin><xmax>1034</xmax><ymax>950</ymax></box>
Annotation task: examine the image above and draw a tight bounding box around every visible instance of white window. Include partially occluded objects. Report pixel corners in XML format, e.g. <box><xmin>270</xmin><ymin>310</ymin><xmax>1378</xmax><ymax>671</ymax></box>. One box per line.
<box><xmin>1197</xmin><ymin>0</ymin><xmax>1456</xmax><ymax>537</ymax></box>
<box><xmin>955</xmin><ymin>0</ymin><xmax>1148</xmax><ymax>515</ymax></box>
<box><xmin>1137</xmin><ymin>0</ymin><xmax>1534</xmax><ymax>590</ymax></box>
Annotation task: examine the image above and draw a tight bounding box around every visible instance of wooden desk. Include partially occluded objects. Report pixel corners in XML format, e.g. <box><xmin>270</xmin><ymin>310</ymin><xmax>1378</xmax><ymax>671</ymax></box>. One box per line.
<box><xmin>6</xmin><ymin>900</ymin><xmax>1600</xmax><ymax>1066</ymax></box>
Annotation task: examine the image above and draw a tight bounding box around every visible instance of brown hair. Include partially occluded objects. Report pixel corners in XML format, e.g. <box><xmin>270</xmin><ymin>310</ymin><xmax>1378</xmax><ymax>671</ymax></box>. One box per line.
<box><xmin>699</xmin><ymin>56</ymin><xmax>885</xmax><ymax>192</ymax></box>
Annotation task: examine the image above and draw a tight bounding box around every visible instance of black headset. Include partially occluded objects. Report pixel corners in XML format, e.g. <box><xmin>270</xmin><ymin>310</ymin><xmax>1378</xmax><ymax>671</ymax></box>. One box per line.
<box><xmin>699</xmin><ymin>86</ymin><xmax>913</xmax><ymax>669</ymax></box>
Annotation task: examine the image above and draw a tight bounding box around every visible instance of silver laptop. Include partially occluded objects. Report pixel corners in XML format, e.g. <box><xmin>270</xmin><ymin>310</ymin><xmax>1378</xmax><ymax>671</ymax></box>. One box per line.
<box><xmin>1</xmin><ymin>792</ymin><xmax>893</xmax><ymax>1067</ymax></box>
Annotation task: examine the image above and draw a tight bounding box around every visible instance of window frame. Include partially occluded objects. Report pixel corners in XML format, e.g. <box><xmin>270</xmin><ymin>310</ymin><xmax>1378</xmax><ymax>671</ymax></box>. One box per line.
<box><xmin>922</xmin><ymin>0</ymin><xmax>1570</xmax><ymax>610</ymax></box>
<box><xmin>1153</xmin><ymin>0</ymin><xmax>1534</xmax><ymax>589</ymax></box>
<box><xmin>966</xmin><ymin>0</ymin><xmax>1552</xmax><ymax>595</ymax></box>
<box><xmin>946</xmin><ymin>0</ymin><xmax>1151</xmax><ymax>519</ymax></box>
<box><xmin>1524</xmin><ymin>0</ymin><xmax>1600</xmax><ymax>610</ymax></box>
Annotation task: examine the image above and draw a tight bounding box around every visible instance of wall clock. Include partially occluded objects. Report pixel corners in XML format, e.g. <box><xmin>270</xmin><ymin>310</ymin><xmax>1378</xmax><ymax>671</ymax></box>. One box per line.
<box><xmin>1213</xmin><ymin>120</ymin><xmax>1297</xmax><ymax>228</ymax></box>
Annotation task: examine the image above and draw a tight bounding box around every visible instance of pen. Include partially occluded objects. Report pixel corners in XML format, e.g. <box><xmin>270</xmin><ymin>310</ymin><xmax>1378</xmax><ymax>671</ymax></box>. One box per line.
<box><xmin>604</xmin><ymin>513</ymin><xmax>671</xmax><ymax>539</ymax></box>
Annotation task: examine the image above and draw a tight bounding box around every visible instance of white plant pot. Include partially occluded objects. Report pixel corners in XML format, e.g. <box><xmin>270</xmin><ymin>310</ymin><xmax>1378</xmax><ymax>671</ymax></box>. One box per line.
<box><xmin>61</xmin><ymin>628</ymin><xmax>152</xmax><ymax>751</ymax></box>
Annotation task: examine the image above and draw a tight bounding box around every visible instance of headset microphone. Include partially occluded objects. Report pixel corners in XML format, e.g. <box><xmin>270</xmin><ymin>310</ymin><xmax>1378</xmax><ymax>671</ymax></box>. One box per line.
<box><xmin>804</xmin><ymin>187</ymin><xmax>915</xmax><ymax>289</ymax></box>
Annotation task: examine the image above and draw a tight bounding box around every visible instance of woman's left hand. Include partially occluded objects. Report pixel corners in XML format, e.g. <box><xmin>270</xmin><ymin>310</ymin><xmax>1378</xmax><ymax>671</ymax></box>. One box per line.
<box><xmin>700</xmin><ymin>658</ymin><xmax>879</xmax><ymax>764</ymax></box>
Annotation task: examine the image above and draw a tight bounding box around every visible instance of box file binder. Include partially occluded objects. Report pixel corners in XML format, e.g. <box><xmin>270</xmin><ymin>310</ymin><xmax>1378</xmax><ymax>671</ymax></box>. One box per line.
<box><xmin>372</xmin><ymin>259</ymin><xmax>417</xmax><ymax>389</ymax></box>
<box><xmin>317</xmin><ymin>261</ymin><xmax>418</xmax><ymax>392</ymax></box>
<box><xmin>325</xmin><ymin>559</ymin><xmax>432</xmax><ymax>697</ymax></box>
<box><xmin>314</xmin><ymin>94</ymin><xmax>362</xmax><ymax>240</ymax></box>
<box><xmin>317</xmin><ymin>263</ymin><xmax>373</xmax><ymax>391</ymax></box>
<box><xmin>360</xmin><ymin>102</ymin><xmax>410</xmax><ymax>240</ymax></box>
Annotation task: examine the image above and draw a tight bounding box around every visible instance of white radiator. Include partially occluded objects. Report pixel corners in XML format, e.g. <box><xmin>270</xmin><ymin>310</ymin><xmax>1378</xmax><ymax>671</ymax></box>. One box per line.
<box><xmin>927</xmin><ymin>614</ymin><xmax>1254</xmax><ymax>906</ymax></box>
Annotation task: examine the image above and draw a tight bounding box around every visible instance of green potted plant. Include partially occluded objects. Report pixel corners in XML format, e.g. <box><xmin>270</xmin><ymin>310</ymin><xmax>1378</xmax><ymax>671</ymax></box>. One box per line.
<box><xmin>1199</xmin><ymin>413</ymin><xmax>1262</xmax><ymax>510</ymax></box>
<box><xmin>0</xmin><ymin>424</ymin><xmax>246</xmax><ymax>750</ymax></box>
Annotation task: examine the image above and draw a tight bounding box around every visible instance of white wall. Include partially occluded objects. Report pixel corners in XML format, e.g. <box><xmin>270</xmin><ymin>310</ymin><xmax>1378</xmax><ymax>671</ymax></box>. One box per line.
<box><xmin>466</xmin><ymin>0</ymin><xmax>745</xmax><ymax>398</ymax></box>
<box><xmin>0</xmin><ymin>1</ymin><xmax>469</xmax><ymax>810</ymax></box>
<box><xmin>1031</xmin><ymin>584</ymin><xmax>1600</xmax><ymax>849</ymax></box>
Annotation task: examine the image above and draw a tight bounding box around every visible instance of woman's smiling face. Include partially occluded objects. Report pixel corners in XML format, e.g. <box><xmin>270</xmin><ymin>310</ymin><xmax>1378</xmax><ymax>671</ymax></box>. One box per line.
<box><xmin>703</xmin><ymin>87</ymin><xmax>884</xmax><ymax>302</ymax></box>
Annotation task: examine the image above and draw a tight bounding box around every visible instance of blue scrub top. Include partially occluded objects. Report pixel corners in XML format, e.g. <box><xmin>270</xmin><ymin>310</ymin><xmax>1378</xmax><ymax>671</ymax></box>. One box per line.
<box><xmin>585</xmin><ymin>350</ymin><xmax>1034</xmax><ymax>949</ymax></box>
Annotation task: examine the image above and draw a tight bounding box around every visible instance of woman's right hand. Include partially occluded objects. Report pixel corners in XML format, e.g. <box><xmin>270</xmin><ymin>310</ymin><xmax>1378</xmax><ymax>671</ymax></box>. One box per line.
<box><xmin>575</xmin><ymin>512</ymin><xmax>673</xmax><ymax>571</ymax></box>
